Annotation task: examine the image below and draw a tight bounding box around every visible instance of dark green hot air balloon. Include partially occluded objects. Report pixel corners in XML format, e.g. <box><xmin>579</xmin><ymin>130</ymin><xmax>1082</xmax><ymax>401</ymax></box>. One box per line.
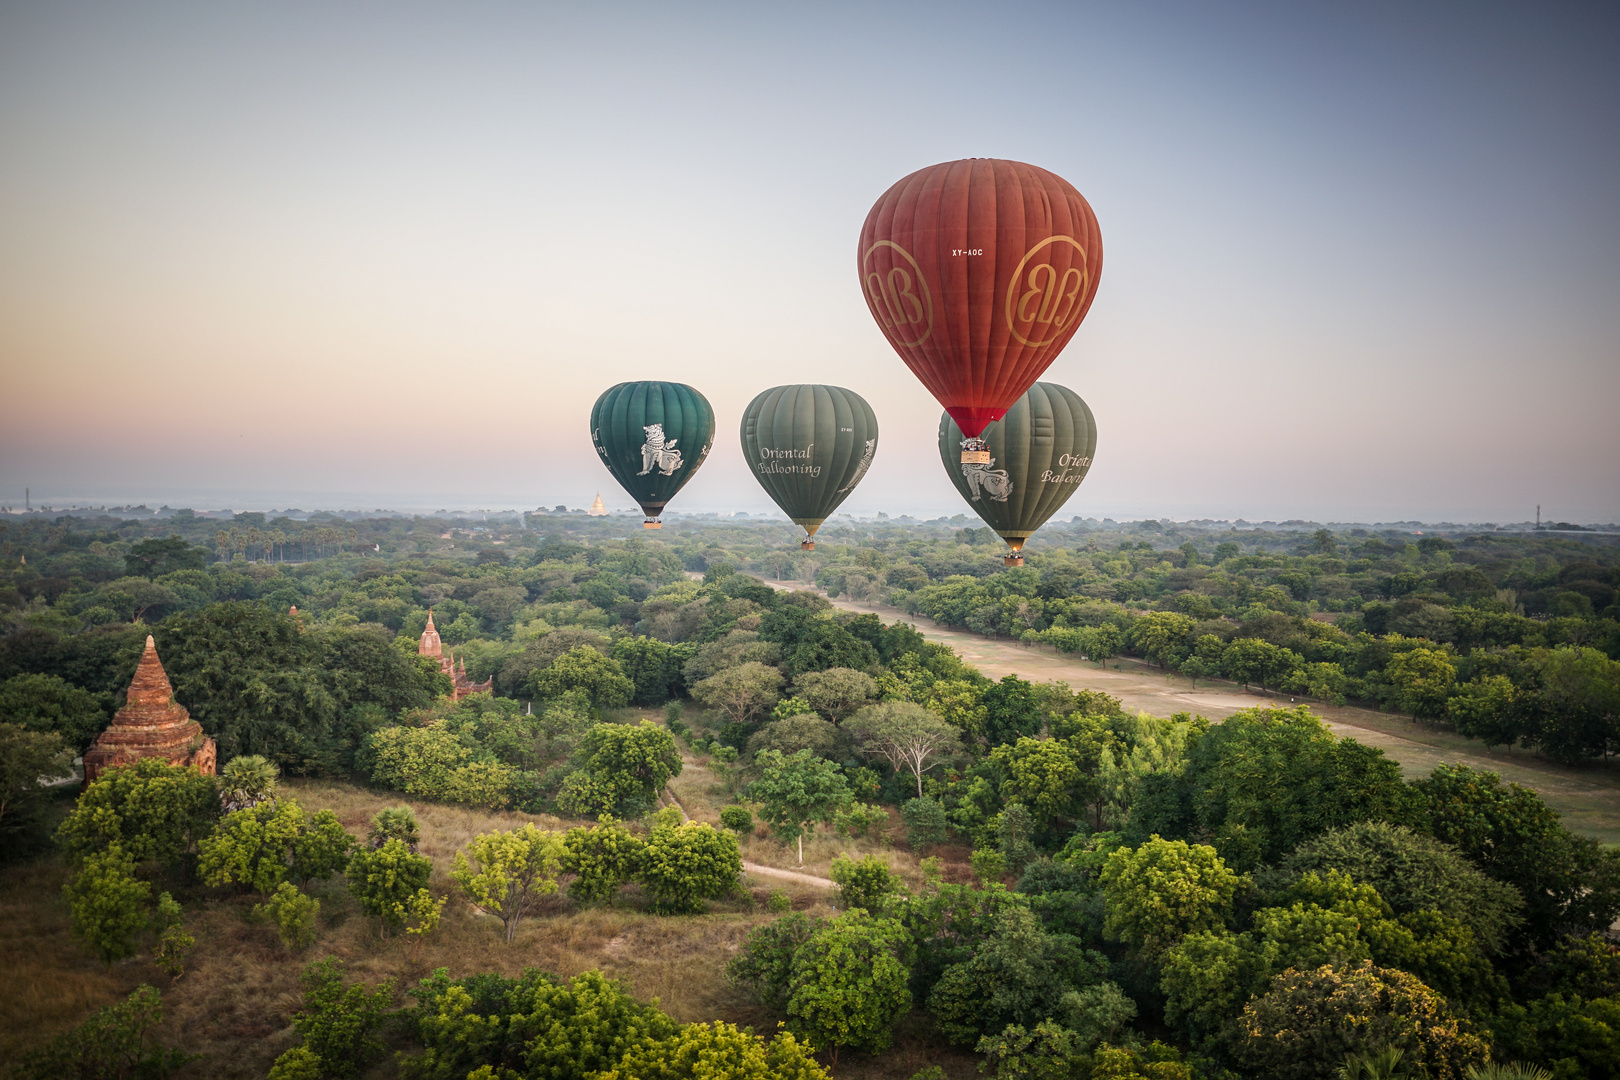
<box><xmin>590</xmin><ymin>381</ymin><xmax>715</xmax><ymax>528</ymax></box>
<box><xmin>937</xmin><ymin>381</ymin><xmax>1097</xmax><ymax>565</ymax></box>
<box><xmin>741</xmin><ymin>384</ymin><xmax>879</xmax><ymax>549</ymax></box>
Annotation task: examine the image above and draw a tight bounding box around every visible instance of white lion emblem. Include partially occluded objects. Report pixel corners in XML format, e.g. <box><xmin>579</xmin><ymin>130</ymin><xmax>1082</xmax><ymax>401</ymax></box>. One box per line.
<box><xmin>962</xmin><ymin>458</ymin><xmax>1012</xmax><ymax>502</ymax></box>
<box><xmin>637</xmin><ymin>424</ymin><xmax>684</xmax><ymax>476</ymax></box>
<box><xmin>837</xmin><ymin>439</ymin><xmax>876</xmax><ymax>493</ymax></box>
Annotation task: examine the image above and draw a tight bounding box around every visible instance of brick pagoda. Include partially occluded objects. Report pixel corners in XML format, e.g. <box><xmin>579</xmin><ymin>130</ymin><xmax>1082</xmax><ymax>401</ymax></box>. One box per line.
<box><xmin>83</xmin><ymin>635</ymin><xmax>217</xmax><ymax>786</ymax></box>
<box><xmin>419</xmin><ymin>610</ymin><xmax>493</xmax><ymax>701</ymax></box>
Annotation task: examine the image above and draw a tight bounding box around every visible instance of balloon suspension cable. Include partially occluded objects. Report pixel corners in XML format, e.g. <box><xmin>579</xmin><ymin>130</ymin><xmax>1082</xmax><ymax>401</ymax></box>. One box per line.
<box><xmin>643</xmin><ymin>517</ymin><xmax>662</xmax><ymax>530</ymax></box>
<box><xmin>960</xmin><ymin>436</ymin><xmax>991</xmax><ymax>465</ymax></box>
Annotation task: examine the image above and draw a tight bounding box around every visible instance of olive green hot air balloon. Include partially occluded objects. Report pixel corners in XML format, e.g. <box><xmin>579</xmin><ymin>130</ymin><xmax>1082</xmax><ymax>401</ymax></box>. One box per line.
<box><xmin>741</xmin><ymin>384</ymin><xmax>879</xmax><ymax>549</ymax></box>
<box><xmin>590</xmin><ymin>381</ymin><xmax>715</xmax><ymax>528</ymax></box>
<box><xmin>937</xmin><ymin>381</ymin><xmax>1097</xmax><ymax>565</ymax></box>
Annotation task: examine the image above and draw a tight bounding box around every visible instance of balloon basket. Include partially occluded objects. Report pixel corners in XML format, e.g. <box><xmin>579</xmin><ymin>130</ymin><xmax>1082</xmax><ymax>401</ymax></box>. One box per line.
<box><xmin>960</xmin><ymin>436</ymin><xmax>991</xmax><ymax>465</ymax></box>
<box><xmin>1004</xmin><ymin>553</ymin><xmax>1024</xmax><ymax>567</ymax></box>
<box><xmin>801</xmin><ymin>540</ymin><xmax>815</xmax><ymax>551</ymax></box>
<box><xmin>642</xmin><ymin>519</ymin><xmax>662</xmax><ymax>530</ymax></box>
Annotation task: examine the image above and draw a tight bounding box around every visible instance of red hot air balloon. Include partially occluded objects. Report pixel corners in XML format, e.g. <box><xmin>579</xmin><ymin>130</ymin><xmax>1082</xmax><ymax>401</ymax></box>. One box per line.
<box><xmin>858</xmin><ymin>159</ymin><xmax>1103</xmax><ymax>462</ymax></box>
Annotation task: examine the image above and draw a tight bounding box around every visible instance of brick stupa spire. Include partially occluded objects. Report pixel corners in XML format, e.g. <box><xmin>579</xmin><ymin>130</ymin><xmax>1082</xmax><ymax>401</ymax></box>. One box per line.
<box><xmin>83</xmin><ymin>635</ymin><xmax>217</xmax><ymax>786</ymax></box>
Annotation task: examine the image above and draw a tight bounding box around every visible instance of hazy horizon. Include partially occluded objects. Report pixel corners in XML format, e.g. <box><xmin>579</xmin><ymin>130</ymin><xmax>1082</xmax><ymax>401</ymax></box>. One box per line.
<box><xmin>4</xmin><ymin>2</ymin><xmax>1617</xmax><ymax>523</ymax></box>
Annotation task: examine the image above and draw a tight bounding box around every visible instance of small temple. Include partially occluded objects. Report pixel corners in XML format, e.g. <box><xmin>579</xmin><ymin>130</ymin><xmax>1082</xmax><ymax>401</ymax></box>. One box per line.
<box><xmin>419</xmin><ymin>610</ymin><xmax>493</xmax><ymax>701</ymax></box>
<box><xmin>588</xmin><ymin>492</ymin><xmax>607</xmax><ymax>516</ymax></box>
<box><xmin>83</xmin><ymin>635</ymin><xmax>216</xmax><ymax>786</ymax></box>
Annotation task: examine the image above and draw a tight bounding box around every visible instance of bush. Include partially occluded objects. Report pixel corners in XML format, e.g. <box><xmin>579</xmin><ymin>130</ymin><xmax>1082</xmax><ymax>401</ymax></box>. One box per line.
<box><xmin>451</xmin><ymin>823</ymin><xmax>565</xmax><ymax>942</ymax></box>
<box><xmin>768</xmin><ymin>888</ymin><xmax>792</xmax><ymax>913</ymax></box>
<box><xmin>833</xmin><ymin>800</ymin><xmax>888</xmax><ymax>839</ymax></box>
<box><xmin>347</xmin><ymin>838</ymin><xmax>432</xmax><ymax>937</ymax></box>
<box><xmin>785</xmin><ymin>909</ymin><xmax>913</xmax><ymax>1056</ymax></box>
<box><xmin>267</xmin><ymin>1046</ymin><xmax>324</xmax><ymax>1080</ymax></box>
<box><xmin>366</xmin><ymin>805</ymin><xmax>420</xmax><ymax>851</ymax></box>
<box><xmin>719</xmin><ymin>805</ymin><xmax>754</xmax><ymax>833</ymax></box>
<box><xmin>55</xmin><ymin>758</ymin><xmax>219</xmax><ymax>869</ymax></box>
<box><xmin>727</xmin><ymin>912</ymin><xmax>822</xmax><ymax>1013</ymax></box>
<box><xmin>829</xmin><ymin>853</ymin><xmax>905</xmax><ymax>914</ymax></box>
<box><xmin>599</xmin><ymin>1020</ymin><xmax>828</xmax><ymax>1079</ymax></box>
<box><xmin>150</xmin><ymin>891</ymin><xmax>193</xmax><ymax>978</ymax></box>
<box><xmin>971</xmin><ymin>847</ymin><xmax>1008</xmax><ymax>884</ymax></box>
<box><xmin>64</xmin><ymin>843</ymin><xmax>151</xmax><ymax>964</ymax></box>
<box><xmin>561</xmin><ymin>817</ymin><xmax>645</xmax><ymax>905</ymax></box>
<box><xmin>636</xmin><ymin>821</ymin><xmax>741</xmax><ymax>914</ymax></box>
<box><xmin>8</xmin><ymin>985</ymin><xmax>195</xmax><ymax>1080</ymax></box>
<box><xmin>901</xmin><ymin>796</ymin><xmax>948</xmax><ymax>850</ymax></box>
<box><xmin>292</xmin><ymin>957</ymin><xmax>396</xmax><ymax>1079</ymax></box>
<box><xmin>256</xmin><ymin>881</ymin><xmax>321</xmax><ymax>950</ymax></box>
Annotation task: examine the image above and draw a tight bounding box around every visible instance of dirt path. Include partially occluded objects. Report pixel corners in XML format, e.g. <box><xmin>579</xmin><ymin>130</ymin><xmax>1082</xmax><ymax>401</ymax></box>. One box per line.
<box><xmin>753</xmin><ymin>577</ymin><xmax>1620</xmax><ymax>844</ymax></box>
<box><xmin>659</xmin><ymin>758</ymin><xmax>838</xmax><ymax>891</ymax></box>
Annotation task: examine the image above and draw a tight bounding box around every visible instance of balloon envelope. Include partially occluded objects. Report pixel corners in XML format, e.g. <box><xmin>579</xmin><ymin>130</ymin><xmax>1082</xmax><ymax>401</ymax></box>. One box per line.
<box><xmin>740</xmin><ymin>384</ymin><xmax>878</xmax><ymax>540</ymax></box>
<box><xmin>937</xmin><ymin>382</ymin><xmax>1097</xmax><ymax>556</ymax></box>
<box><xmin>860</xmin><ymin>158</ymin><xmax>1103</xmax><ymax>438</ymax></box>
<box><xmin>590</xmin><ymin>382</ymin><xmax>715</xmax><ymax>524</ymax></box>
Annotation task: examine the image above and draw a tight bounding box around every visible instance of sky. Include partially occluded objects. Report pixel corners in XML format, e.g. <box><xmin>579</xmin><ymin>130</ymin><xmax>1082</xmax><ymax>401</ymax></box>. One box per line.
<box><xmin>2</xmin><ymin>0</ymin><xmax>1617</xmax><ymax>524</ymax></box>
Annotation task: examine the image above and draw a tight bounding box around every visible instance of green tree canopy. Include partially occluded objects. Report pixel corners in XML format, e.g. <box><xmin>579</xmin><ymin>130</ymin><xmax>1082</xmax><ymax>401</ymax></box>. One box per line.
<box><xmin>56</xmin><ymin>758</ymin><xmax>220</xmax><ymax>869</ymax></box>
<box><xmin>748</xmin><ymin>748</ymin><xmax>853</xmax><ymax>865</ymax></box>
<box><xmin>0</xmin><ymin>673</ymin><xmax>108</xmax><ymax>754</ymax></box>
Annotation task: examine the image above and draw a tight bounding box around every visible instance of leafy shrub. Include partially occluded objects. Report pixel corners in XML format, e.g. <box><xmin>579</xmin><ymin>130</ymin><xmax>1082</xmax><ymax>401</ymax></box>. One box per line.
<box><xmin>451</xmin><ymin>824</ymin><xmax>564</xmax><ymax>942</ymax></box>
<box><xmin>829</xmin><ymin>853</ymin><xmax>905</xmax><ymax>914</ymax></box>
<box><xmin>767</xmin><ymin>888</ymin><xmax>792</xmax><ymax>913</ymax></box>
<box><xmin>785</xmin><ymin>909</ymin><xmax>913</xmax><ymax>1056</ymax></box>
<box><xmin>901</xmin><ymin>796</ymin><xmax>948</xmax><ymax>850</ymax></box>
<box><xmin>367</xmin><ymin>805</ymin><xmax>421</xmax><ymax>851</ymax></box>
<box><xmin>833</xmin><ymin>800</ymin><xmax>888</xmax><ymax>839</ymax></box>
<box><xmin>256</xmin><ymin>881</ymin><xmax>320</xmax><ymax>950</ymax></box>
<box><xmin>561</xmin><ymin>817</ymin><xmax>645</xmax><ymax>905</ymax></box>
<box><xmin>719</xmin><ymin>805</ymin><xmax>754</xmax><ymax>833</ymax></box>
<box><xmin>971</xmin><ymin>846</ymin><xmax>1008</xmax><ymax>884</ymax></box>
<box><xmin>267</xmin><ymin>1046</ymin><xmax>324</xmax><ymax>1080</ymax></box>
<box><xmin>9</xmin><ymin>985</ymin><xmax>195</xmax><ymax>1079</ymax></box>
<box><xmin>347</xmin><ymin>838</ymin><xmax>432</xmax><ymax>937</ymax></box>
<box><xmin>64</xmin><ymin>843</ymin><xmax>151</xmax><ymax>963</ymax></box>
<box><xmin>598</xmin><ymin>1020</ymin><xmax>828</xmax><ymax>1079</ymax></box>
<box><xmin>55</xmin><ymin>758</ymin><xmax>219</xmax><ymax>869</ymax></box>
<box><xmin>292</xmin><ymin>957</ymin><xmax>397</xmax><ymax>1079</ymax></box>
<box><xmin>727</xmin><ymin>912</ymin><xmax>822</xmax><ymax>1013</ymax></box>
<box><xmin>150</xmin><ymin>891</ymin><xmax>193</xmax><ymax>978</ymax></box>
<box><xmin>636</xmin><ymin>821</ymin><xmax>741</xmax><ymax>914</ymax></box>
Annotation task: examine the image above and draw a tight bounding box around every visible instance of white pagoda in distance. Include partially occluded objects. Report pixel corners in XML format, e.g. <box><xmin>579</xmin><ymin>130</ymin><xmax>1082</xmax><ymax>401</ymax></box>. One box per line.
<box><xmin>588</xmin><ymin>492</ymin><xmax>607</xmax><ymax>516</ymax></box>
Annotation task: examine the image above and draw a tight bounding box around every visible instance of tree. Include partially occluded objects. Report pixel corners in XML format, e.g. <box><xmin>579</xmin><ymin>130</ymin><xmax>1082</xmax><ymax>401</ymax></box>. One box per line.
<box><xmin>347</xmin><ymin>837</ymin><xmax>432</xmax><ymax>937</ymax></box>
<box><xmin>1131</xmin><ymin>612</ymin><xmax>1196</xmax><ymax>670</ymax></box>
<box><xmin>198</xmin><ymin>799</ymin><xmax>354</xmax><ymax>895</ymax></box>
<box><xmin>561</xmin><ymin>816</ymin><xmax>646</xmax><ymax>904</ymax></box>
<box><xmin>533</xmin><ymin>646</ymin><xmax>635</xmax><ymax>709</ymax></box>
<box><xmin>749</xmin><ymin>748</ymin><xmax>853</xmax><ymax>865</ymax></box>
<box><xmin>0</xmin><ymin>723</ymin><xmax>73</xmax><ymax>850</ymax></box>
<box><xmin>64</xmin><ymin>843</ymin><xmax>152</xmax><ymax>963</ymax></box>
<box><xmin>793</xmin><ymin>667</ymin><xmax>877</xmax><ymax>721</ymax></box>
<box><xmin>982</xmin><ymin>674</ymin><xmax>1043</xmax><ymax>746</ymax></box>
<box><xmin>902</xmin><ymin>796</ymin><xmax>949</xmax><ymax>850</ymax></box>
<box><xmin>151</xmin><ymin>891</ymin><xmax>193</xmax><ymax>977</ymax></box>
<box><xmin>610</xmin><ymin>635</ymin><xmax>689</xmax><ymax>705</ymax></box>
<box><xmin>256</xmin><ymin>881</ymin><xmax>321</xmax><ymax>950</ymax></box>
<box><xmin>690</xmin><ymin>661</ymin><xmax>784</xmax><ymax>726</ymax></box>
<box><xmin>728</xmin><ymin>912</ymin><xmax>822</xmax><ymax>1013</ymax></box>
<box><xmin>1385</xmin><ymin>647</ymin><xmax>1457</xmax><ymax>721</ymax></box>
<box><xmin>1283</xmin><ymin>821</ymin><xmax>1523</xmax><ymax>954</ymax></box>
<box><xmin>125</xmin><ymin>536</ymin><xmax>206</xmax><ymax>578</ymax></box>
<box><xmin>406</xmin><ymin>967</ymin><xmax>677</xmax><ymax>1080</ymax></box>
<box><xmin>216</xmin><ymin>753</ymin><xmax>279</xmax><ymax>812</ymax></box>
<box><xmin>1099</xmin><ymin>836</ymin><xmax>1240</xmax><ymax>957</ymax></box>
<box><xmin>0</xmin><ymin>673</ymin><xmax>107</xmax><ymax>753</ymax></box>
<box><xmin>785</xmin><ymin>909</ymin><xmax>913</xmax><ymax>1058</ymax></box>
<box><xmin>1415</xmin><ymin>763</ymin><xmax>1620</xmax><ymax>947</ymax></box>
<box><xmin>844</xmin><ymin>701</ymin><xmax>962</xmax><ymax>798</ymax></box>
<box><xmin>291</xmin><ymin>957</ymin><xmax>397</xmax><ymax>1079</ymax></box>
<box><xmin>1236</xmin><ymin>962</ymin><xmax>1488</xmax><ymax>1080</ymax></box>
<box><xmin>636</xmin><ymin>820</ymin><xmax>742</xmax><ymax>914</ymax></box>
<box><xmin>577</xmin><ymin>720</ymin><xmax>683</xmax><ymax>811</ymax></box>
<box><xmin>451</xmin><ymin>823</ymin><xmax>565</xmax><ymax>943</ymax></box>
<box><xmin>56</xmin><ymin>757</ymin><xmax>220</xmax><ymax>869</ymax></box>
<box><xmin>829</xmin><ymin>853</ymin><xmax>905</xmax><ymax>913</ymax></box>
<box><xmin>927</xmin><ymin>905</ymin><xmax>1111</xmax><ymax>1046</ymax></box>
<box><xmin>991</xmin><ymin>736</ymin><xmax>1097</xmax><ymax>835</ymax></box>
<box><xmin>10</xmin><ymin>985</ymin><xmax>195</xmax><ymax>1080</ymax></box>
<box><xmin>746</xmin><ymin>712</ymin><xmax>847</xmax><ymax>761</ymax></box>
<box><xmin>598</xmin><ymin>1020</ymin><xmax>829</xmax><ymax>1080</ymax></box>
<box><xmin>1447</xmin><ymin>675</ymin><xmax>1519</xmax><ymax>745</ymax></box>
<box><xmin>1221</xmin><ymin>637</ymin><xmax>1300</xmax><ymax>692</ymax></box>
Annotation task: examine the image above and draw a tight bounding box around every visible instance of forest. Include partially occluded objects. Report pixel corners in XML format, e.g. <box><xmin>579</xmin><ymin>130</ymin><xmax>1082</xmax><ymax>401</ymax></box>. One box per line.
<box><xmin>1</xmin><ymin>508</ymin><xmax>1618</xmax><ymax>1080</ymax></box>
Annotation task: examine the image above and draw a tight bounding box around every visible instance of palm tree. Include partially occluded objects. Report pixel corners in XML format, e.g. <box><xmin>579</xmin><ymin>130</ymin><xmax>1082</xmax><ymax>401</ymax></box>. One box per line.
<box><xmin>217</xmin><ymin>754</ymin><xmax>279</xmax><ymax>812</ymax></box>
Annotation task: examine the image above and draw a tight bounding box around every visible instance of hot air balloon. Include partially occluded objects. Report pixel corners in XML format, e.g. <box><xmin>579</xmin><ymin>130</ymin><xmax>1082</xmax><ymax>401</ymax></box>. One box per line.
<box><xmin>590</xmin><ymin>382</ymin><xmax>715</xmax><ymax>528</ymax></box>
<box><xmin>937</xmin><ymin>382</ymin><xmax>1096</xmax><ymax>565</ymax></box>
<box><xmin>740</xmin><ymin>384</ymin><xmax>879</xmax><ymax>550</ymax></box>
<box><xmin>859</xmin><ymin>158</ymin><xmax>1102</xmax><ymax>462</ymax></box>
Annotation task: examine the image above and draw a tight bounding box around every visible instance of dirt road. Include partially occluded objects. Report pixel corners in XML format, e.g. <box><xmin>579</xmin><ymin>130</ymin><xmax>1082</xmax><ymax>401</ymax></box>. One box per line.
<box><xmin>752</xmin><ymin>577</ymin><xmax>1620</xmax><ymax>844</ymax></box>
